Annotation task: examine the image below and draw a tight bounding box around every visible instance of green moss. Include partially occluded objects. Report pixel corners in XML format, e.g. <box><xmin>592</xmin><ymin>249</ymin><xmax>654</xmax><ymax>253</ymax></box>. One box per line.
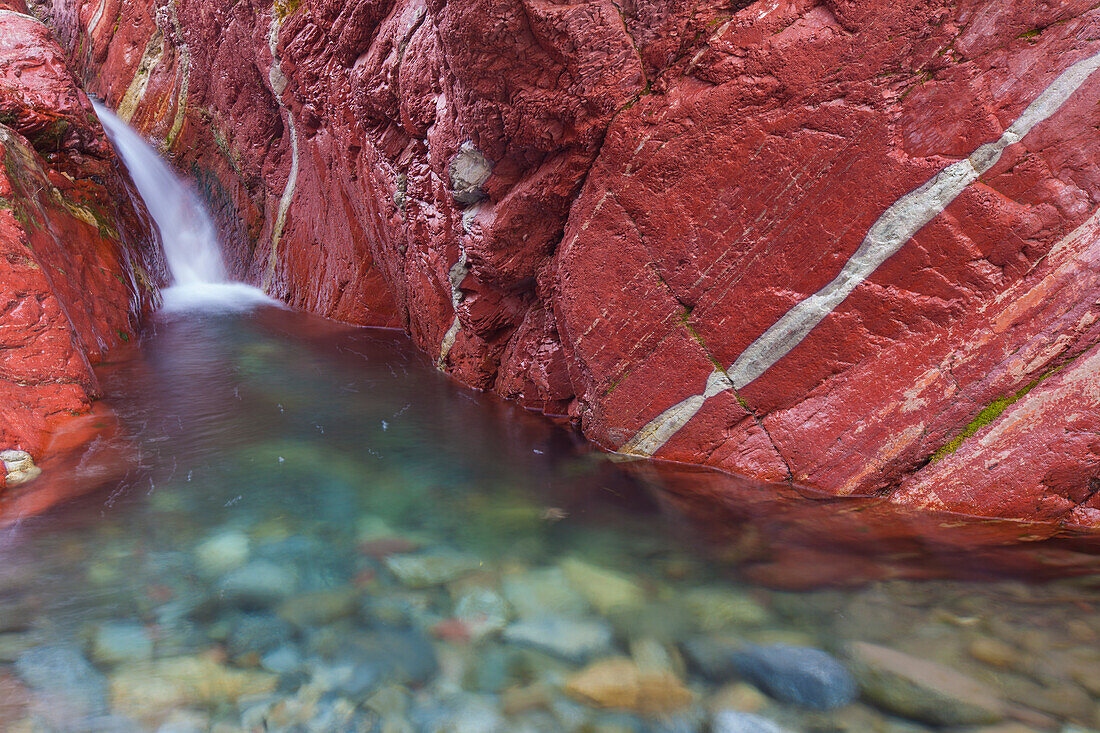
<box><xmin>30</xmin><ymin>118</ymin><xmax>71</xmax><ymax>153</ymax></box>
<box><xmin>732</xmin><ymin>390</ymin><xmax>750</xmax><ymax>410</ymax></box>
<box><xmin>1018</xmin><ymin>28</ymin><xmax>1041</xmax><ymax>40</ymax></box>
<box><xmin>931</xmin><ymin>363</ymin><xmax>1067</xmax><ymax>462</ymax></box>
<box><xmin>273</xmin><ymin>0</ymin><xmax>300</xmax><ymax>19</ymax></box>
<box><xmin>189</xmin><ymin>164</ymin><xmax>233</xmax><ymax>224</ymax></box>
<box><xmin>0</xmin><ymin>192</ymin><xmax>37</xmax><ymax>232</ymax></box>
<box><xmin>115</xmin><ymin>329</ymin><xmax>130</xmax><ymax>343</ymax></box>
<box><xmin>680</xmin><ymin>310</ymin><xmax>726</xmax><ymax>373</ymax></box>
<box><xmin>617</xmin><ymin>83</ymin><xmax>652</xmax><ymax>113</ymax></box>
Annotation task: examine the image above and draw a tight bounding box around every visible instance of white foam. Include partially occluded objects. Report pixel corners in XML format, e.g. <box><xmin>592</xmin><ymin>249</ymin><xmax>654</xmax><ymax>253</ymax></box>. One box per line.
<box><xmin>159</xmin><ymin>283</ymin><xmax>281</xmax><ymax>313</ymax></box>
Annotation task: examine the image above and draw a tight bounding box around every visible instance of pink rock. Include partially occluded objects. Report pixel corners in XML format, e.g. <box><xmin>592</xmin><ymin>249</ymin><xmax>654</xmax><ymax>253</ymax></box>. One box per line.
<box><xmin>47</xmin><ymin>0</ymin><xmax>1100</xmax><ymax>526</ymax></box>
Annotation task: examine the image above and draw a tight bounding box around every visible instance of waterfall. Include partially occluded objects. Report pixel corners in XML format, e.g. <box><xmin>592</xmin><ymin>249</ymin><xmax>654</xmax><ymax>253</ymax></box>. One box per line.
<box><xmin>92</xmin><ymin>101</ymin><xmax>273</xmax><ymax>311</ymax></box>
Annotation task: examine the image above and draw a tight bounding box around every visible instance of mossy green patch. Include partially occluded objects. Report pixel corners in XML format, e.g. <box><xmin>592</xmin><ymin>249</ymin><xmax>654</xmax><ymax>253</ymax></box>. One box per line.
<box><xmin>680</xmin><ymin>309</ymin><xmax>726</xmax><ymax>373</ymax></box>
<box><xmin>273</xmin><ymin>0</ymin><xmax>301</xmax><ymax>20</ymax></box>
<box><xmin>30</xmin><ymin>118</ymin><xmax>71</xmax><ymax>154</ymax></box>
<box><xmin>0</xmin><ymin>190</ymin><xmax>37</xmax><ymax>232</ymax></box>
<box><xmin>931</xmin><ymin>364</ymin><xmax>1067</xmax><ymax>462</ymax></box>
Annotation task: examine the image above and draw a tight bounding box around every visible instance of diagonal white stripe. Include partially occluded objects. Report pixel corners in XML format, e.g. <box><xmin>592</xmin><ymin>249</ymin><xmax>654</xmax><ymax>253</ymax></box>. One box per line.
<box><xmin>621</xmin><ymin>48</ymin><xmax>1100</xmax><ymax>457</ymax></box>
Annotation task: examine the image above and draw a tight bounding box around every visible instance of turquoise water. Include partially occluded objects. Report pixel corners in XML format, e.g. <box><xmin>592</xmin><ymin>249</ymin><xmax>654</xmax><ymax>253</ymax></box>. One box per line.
<box><xmin>0</xmin><ymin>305</ymin><xmax>1096</xmax><ymax>732</ymax></box>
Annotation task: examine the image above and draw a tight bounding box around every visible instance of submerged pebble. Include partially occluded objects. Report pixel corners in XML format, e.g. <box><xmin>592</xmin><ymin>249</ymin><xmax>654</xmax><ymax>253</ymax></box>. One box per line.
<box><xmin>732</xmin><ymin>643</ymin><xmax>857</xmax><ymax>710</ymax></box>
<box><xmin>216</xmin><ymin>560</ymin><xmax>298</xmax><ymax>607</ymax></box>
<box><xmin>91</xmin><ymin>622</ymin><xmax>154</xmax><ymax>665</ymax></box>
<box><xmin>503</xmin><ymin>616</ymin><xmax>615</xmax><ymax>663</ymax></box>
<box><xmin>385</xmin><ymin>552</ymin><xmax>482</xmax><ymax>587</ymax></box>
<box><xmin>564</xmin><ymin>656</ymin><xmax>694</xmax><ymax>714</ymax></box>
<box><xmin>15</xmin><ymin>645</ymin><xmax>109</xmax><ymax>721</ymax></box>
<box><xmin>848</xmin><ymin>641</ymin><xmax>1007</xmax><ymax>726</ymax></box>
<box><xmin>194</xmin><ymin>529</ymin><xmax>250</xmax><ymax>576</ymax></box>
<box><xmin>711</xmin><ymin>710</ymin><xmax>792</xmax><ymax>733</ymax></box>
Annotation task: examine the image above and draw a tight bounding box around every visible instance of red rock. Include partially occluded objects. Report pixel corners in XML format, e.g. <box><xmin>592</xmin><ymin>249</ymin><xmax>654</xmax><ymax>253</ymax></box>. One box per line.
<box><xmin>353</xmin><ymin>568</ymin><xmax>378</xmax><ymax>587</ymax></box>
<box><xmin>358</xmin><ymin>536</ymin><xmax>420</xmax><ymax>557</ymax></box>
<box><xmin>48</xmin><ymin>0</ymin><xmax>1100</xmax><ymax>526</ymax></box>
<box><xmin>0</xmin><ymin>10</ymin><xmax>160</xmax><ymax>484</ymax></box>
<box><xmin>430</xmin><ymin>618</ymin><xmax>471</xmax><ymax>642</ymax></box>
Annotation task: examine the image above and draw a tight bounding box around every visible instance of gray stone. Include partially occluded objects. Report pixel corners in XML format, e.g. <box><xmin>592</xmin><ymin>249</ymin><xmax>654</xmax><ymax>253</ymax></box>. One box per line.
<box><xmin>454</xmin><ymin>587</ymin><xmax>510</xmax><ymax>638</ymax></box>
<box><xmin>848</xmin><ymin>641</ymin><xmax>1007</xmax><ymax>726</ymax></box>
<box><xmin>155</xmin><ymin>710</ymin><xmax>211</xmax><ymax>733</ymax></box>
<box><xmin>502</xmin><ymin>616</ymin><xmax>614</xmax><ymax>663</ymax></box>
<box><xmin>711</xmin><ymin>711</ymin><xmax>792</xmax><ymax>733</ymax></box>
<box><xmin>683</xmin><ymin>587</ymin><xmax>770</xmax><ymax>631</ymax></box>
<box><xmin>194</xmin><ymin>529</ymin><xmax>250</xmax><ymax>576</ymax></box>
<box><xmin>226</xmin><ymin>612</ymin><xmax>294</xmax><ymax>661</ymax></box>
<box><xmin>260</xmin><ymin>644</ymin><xmax>302</xmax><ymax>675</ymax></box>
<box><xmin>649</xmin><ymin>705</ymin><xmax>707</xmax><ymax>733</ymax></box>
<box><xmin>681</xmin><ymin>636</ymin><xmax>742</xmax><ymax>680</ymax></box>
<box><xmin>90</xmin><ymin>622</ymin><xmax>154</xmax><ymax>665</ymax></box>
<box><xmin>384</xmin><ymin>552</ymin><xmax>481</xmax><ymax>588</ymax></box>
<box><xmin>315</xmin><ymin>657</ymin><xmax>385</xmax><ymax>698</ymax></box>
<box><xmin>412</xmin><ymin>692</ymin><xmax>507</xmax><ymax>733</ymax></box>
<box><xmin>360</xmin><ymin>590</ymin><xmax>434</xmax><ymax>628</ymax></box>
<box><xmin>467</xmin><ymin>644</ymin><xmax>524</xmax><ymax>693</ymax></box>
<box><xmin>15</xmin><ymin>645</ymin><xmax>109</xmax><ymax>721</ymax></box>
<box><xmin>511</xmin><ymin>711</ymin><xmax>566</xmax><ymax>733</ymax></box>
<box><xmin>732</xmin><ymin>643</ymin><xmax>857</xmax><ymax>710</ymax></box>
<box><xmin>216</xmin><ymin>559</ymin><xmax>297</xmax><ymax>608</ymax></box>
<box><xmin>503</xmin><ymin>567</ymin><xmax>591</xmax><ymax>619</ymax></box>
<box><xmin>449</xmin><ymin>143</ymin><xmax>493</xmax><ymax>206</ymax></box>
<box><xmin>337</xmin><ymin>628</ymin><xmax>439</xmax><ymax>687</ymax></box>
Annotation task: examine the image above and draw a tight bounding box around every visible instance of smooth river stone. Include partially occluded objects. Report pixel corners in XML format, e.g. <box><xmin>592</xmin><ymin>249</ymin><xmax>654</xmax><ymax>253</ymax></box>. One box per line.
<box><xmin>683</xmin><ymin>587</ymin><xmax>770</xmax><ymax>631</ymax></box>
<box><xmin>502</xmin><ymin>567</ymin><xmax>591</xmax><ymax>619</ymax></box>
<box><xmin>711</xmin><ymin>711</ymin><xmax>793</xmax><ymax>733</ymax></box>
<box><xmin>91</xmin><ymin>622</ymin><xmax>154</xmax><ymax>665</ymax></box>
<box><xmin>564</xmin><ymin>656</ymin><xmax>694</xmax><ymax>714</ymax></box>
<box><xmin>216</xmin><ymin>560</ymin><xmax>298</xmax><ymax>607</ymax></box>
<box><xmin>732</xmin><ymin>643</ymin><xmax>857</xmax><ymax>710</ymax></box>
<box><xmin>15</xmin><ymin>645</ymin><xmax>109</xmax><ymax>721</ymax></box>
<box><xmin>194</xmin><ymin>529</ymin><xmax>251</xmax><ymax>576</ymax></box>
<box><xmin>848</xmin><ymin>641</ymin><xmax>1007</xmax><ymax>726</ymax></box>
<box><xmin>384</xmin><ymin>552</ymin><xmax>482</xmax><ymax>588</ymax></box>
<box><xmin>502</xmin><ymin>617</ymin><xmax>614</xmax><ymax>663</ymax></box>
<box><xmin>559</xmin><ymin>558</ymin><xmax>645</xmax><ymax>615</ymax></box>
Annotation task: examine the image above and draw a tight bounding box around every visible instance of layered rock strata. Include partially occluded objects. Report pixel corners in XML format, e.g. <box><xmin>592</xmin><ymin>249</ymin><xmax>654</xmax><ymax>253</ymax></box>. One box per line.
<box><xmin>47</xmin><ymin>0</ymin><xmax>1100</xmax><ymax>525</ymax></box>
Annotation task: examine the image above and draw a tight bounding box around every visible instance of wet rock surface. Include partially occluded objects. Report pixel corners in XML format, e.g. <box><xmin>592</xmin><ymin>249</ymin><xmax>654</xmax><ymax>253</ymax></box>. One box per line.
<box><xmin>43</xmin><ymin>0</ymin><xmax>1100</xmax><ymax>525</ymax></box>
<box><xmin>0</xmin><ymin>7</ymin><xmax>161</xmax><ymax>469</ymax></box>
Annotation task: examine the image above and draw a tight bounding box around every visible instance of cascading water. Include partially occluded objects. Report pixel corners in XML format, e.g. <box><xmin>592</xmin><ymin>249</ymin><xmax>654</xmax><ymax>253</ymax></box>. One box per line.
<box><xmin>92</xmin><ymin>101</ymin><xmax>273</xmax><ymax>311</ymax></box>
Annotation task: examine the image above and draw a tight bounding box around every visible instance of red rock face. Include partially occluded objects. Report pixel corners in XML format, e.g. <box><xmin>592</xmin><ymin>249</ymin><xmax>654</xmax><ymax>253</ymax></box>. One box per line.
<box><xmin>0</xmin><ymin>8</ymin><xmax>161</xmax><ymax>471</ymax></box>
<box><xmin>48</xmin><ymin>0</ymin><xmax>1100</xmax><ymax>527</ymax></box>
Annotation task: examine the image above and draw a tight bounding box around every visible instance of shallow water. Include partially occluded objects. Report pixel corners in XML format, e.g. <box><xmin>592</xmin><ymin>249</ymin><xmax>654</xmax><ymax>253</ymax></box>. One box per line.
<box><xmin>0</xmin><ymin>304</ymin><xmax>1096</xmax><ymax>732</ymax></box>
